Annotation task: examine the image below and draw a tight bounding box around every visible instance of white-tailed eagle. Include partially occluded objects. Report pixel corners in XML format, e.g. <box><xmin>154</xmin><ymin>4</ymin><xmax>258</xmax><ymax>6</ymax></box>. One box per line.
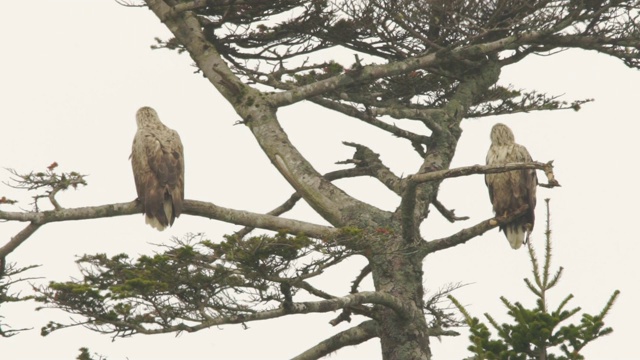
<box><xmin>131</xmin><ymin>106</ymin><xmax>184</xmax><ymax>231</ymax></box>
<box><xmin>485</xmin><ymin>123</ymin><xmax>537</xmax><ymax>249</ymax></box>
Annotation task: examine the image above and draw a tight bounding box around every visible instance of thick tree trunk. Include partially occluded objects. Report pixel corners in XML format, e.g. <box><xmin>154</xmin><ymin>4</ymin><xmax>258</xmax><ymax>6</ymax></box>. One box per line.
<box><xmin>370</xmin><ymin>240</ymin><xmax>431</xmax><ymax>360</ymax></box>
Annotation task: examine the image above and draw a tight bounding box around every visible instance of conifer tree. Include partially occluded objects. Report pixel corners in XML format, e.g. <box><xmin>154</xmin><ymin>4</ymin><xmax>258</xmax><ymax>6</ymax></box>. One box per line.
<box><xmin>1</xmin><ymin>1</ymin><xmax>637</xmax><ymax>358</ymax></box>
<box><xmin>451</xmin><ymin>200</ymin><xmax>619</xmax><ymax>360</ymax></box>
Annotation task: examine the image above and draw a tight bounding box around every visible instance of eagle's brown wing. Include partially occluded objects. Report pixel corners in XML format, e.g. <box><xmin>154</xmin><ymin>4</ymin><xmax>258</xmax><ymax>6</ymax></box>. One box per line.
<box><xmin>131</xmin><ymin>129</ymin><xmax>153</xmax><ymax>204</ymax></box>
<box><xmin>512</xmin><ymin>143</ymin><xmax>537</xmax><ymax>231</ymax></box>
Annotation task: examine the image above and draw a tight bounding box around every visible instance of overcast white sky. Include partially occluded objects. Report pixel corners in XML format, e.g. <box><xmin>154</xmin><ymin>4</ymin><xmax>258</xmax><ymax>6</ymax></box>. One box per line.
<box><xmin>1</xmin><ymin>1</ymin><xmax>639</xmax><ymax>359</ymax></box>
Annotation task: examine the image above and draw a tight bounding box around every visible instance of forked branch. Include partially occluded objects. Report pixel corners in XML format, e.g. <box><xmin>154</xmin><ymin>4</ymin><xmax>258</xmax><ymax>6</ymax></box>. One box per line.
<box><xmin>338</xmin><ymin>142</ymin><xmax>403</xmax><ymax>194</ymax></box>
<box><xmin>234</xmin><ymin>167</ymin><xmax>371</xmax><ymax>239</ymax></box>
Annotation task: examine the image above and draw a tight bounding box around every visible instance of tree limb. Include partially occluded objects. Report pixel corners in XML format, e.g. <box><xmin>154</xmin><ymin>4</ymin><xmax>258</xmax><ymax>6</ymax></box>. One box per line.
<box><xmin>291</xmin><ymin>320</ymin><xmax>379</xmax><ymax>360</ymax></box>
<box><xmin>286</xmin><ymin>279</ymin><xmax>375</xmax><ymax>324</ymax></box>
<box><xmin>432</xmin><ymin>199</ymin><xmax>469</xmax><ymax>223</ymax></box>
<box><xmin>525</xmin><ymin>34</ymin><xmax>640</xmax><ymax>69</ymax></box>
<box><xmin>268</xmin><ymin>33</ymin><xmax>545</xmax><ymax>107</ymax></box>
<box><xmin>0</xmin><ymin>200</ymin><xmax>338</xmax><ymax>259</ymax></box>
<box><xmin>339</xmin><ymin>142</ymin><xmax>404</xmax><ymax>195</ymax></box>
<box><xmin>185</xmin><ymin>200</ymin><xmax>338</xmax><ymax>239</ymax></box>
<box><xmin>296</xmin><ymin>280</ymin><xmax>336</xmax><ymax>301</ymax></box>
<box><xmin>325</xmin><ymin>263</ymin><xmax>375</xmax><ymax>327</ymax></box>
<box><xmin>406</xmin><ymin>161</ymin><xmax>560</xmax><ymax>187</ymax></box>
<box><xmin>144</xmin><ymin>0</ymin><xmax>248</xmax><ymax>103</ymax></box>
<box><xmin>372</xmin><ymin>106</ymin><xmax>446</xmax><ymax>134</ymax></box>
<box><xmin>82</xmin><ymin>291</ymin><xmax>408</xmax><ymax>336</ymax></box>
<box><xmin>234</xmin><ymin>167</ymin><xmax>371</xmax><ymax>239</ymax></box>
<box><xmin>418</xmin><ymin>205</ymin><xmax>530</xmax><ymax>257</ymax></box>
<box><xmin>350</xmin><ymin>264</ymin><xmax>372</xmax><ymax>294</ymax></box>
<box><xmin>0</xmin><ymin>223</ymin><xmax>41</xmax><ymax>260</ymax></box>
<box><xmin>310</xmin><ymin>97</ymin><xmax>431</xmax><ymax>153</ymax></box>
<box><xmin>170</xmin><ymin>0</ymin><xmax>208</xmax><ymax>13</ymax></box>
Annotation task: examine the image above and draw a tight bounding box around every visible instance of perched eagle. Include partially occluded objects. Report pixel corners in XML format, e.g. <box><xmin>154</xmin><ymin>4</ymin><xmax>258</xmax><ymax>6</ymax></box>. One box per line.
<box><xmin>131</xmin><ymin>107</ymin><xmax>184</xmax><ymax>231</ymax></box>
<box><xmin>485</xmin><ymin>123</ymin><xmax>537</xmax><ymax>249</ymax></box>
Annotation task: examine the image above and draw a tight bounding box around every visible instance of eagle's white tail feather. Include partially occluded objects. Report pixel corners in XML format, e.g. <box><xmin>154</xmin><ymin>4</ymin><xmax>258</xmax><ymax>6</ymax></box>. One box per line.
<box><xmin>504</xmin><ymin>226</ymin><xmax>525</xmax><ymax>250</ymax></box>
<box><xmin>164</xmin><ymin>198</ymin><xmax>173</xmax><ymax>226</ymax></box>
<box><xmin>145</xmin><ymin>215</ymin><xmax>166</xmax><ymax>231</ymax></box>
<box><xmin>144</xmin><ymin>199</ymin><xmax>173</xmax><ymax>231</ymax></box>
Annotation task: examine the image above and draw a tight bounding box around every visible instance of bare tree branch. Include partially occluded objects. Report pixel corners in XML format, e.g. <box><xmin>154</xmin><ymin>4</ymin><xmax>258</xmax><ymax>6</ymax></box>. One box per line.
<box><xmin>373</xmin><ymin>107</ymin><xmax>446</xmax><ymax>136</ymax></box>
<box><xmin>419</xmin><ymin>205</ymin><xmax>530</xmax><ymax>256</ymax></box>
<box><xmin>326</xmin><ymin>263</ymin><xmax>375</xmax><ymax>327</ymax></box>
<box><xmin>311</xmin><ymin>97</ymin><xmax>431</xmax><ymax>153</ymax></box>
<box><xmin>287</xmin><ymin>280</ymin><xmax>375</xmax><ymax>324</ymax></box>
<box><xmin>407</xmin><ymin>161</ymin><xmax>560</xmax><ymax>187</ymax></box>
<box><xmin>185</xmin><ymin>200</ymin><xmax>338</xmax><ymax>238</ymax></box>
<box><xmin>115</xmin><ymin>0</ymin><xmax>145</xmax><ymax>7</ymax></box>
<box><xmin>296</xmin><ymin>280</ymin><xmax>336</xmax><ymax>301</ymax></box>
<box><xmin>234</xmin><ymin>167</ymin><xmax>371</xmax><ymax>239</ymax></box>
<box><xmin>339</xmin><ymin>142</ymin><xmax>404</xmax><ymax>195</ymax></box>
<box><xmin>291</xmin><ymin>320</ymin><xmax>379</xmax><ymax>360</ymax></box>
<box><xmin>432</xmin><ymin>199</ymin><xmax>470</xmax><ymax>223</ymax></box>
<box><xmin>0</xmin><ymin>200</ymin><xmax>338</xmax><ymax>259</ymax></box>
<box><xmin>350</xmin><ymin>264</ymin><xmax>372</xmax><ymax>294</ymax></box>
<box><xmin>170</xmin><ymin>0</ymin><xmax>208</xmax><ymax>13</ymax></box>
<box><xmin>0</xmin><ymin>223</ymin><xmax>41</xmax><ymax>259</ymax></box>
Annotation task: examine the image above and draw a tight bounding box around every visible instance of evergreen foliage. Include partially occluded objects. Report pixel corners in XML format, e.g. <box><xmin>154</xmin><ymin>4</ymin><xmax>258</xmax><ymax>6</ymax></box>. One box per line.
<box><xmin>451</xmin><ymin>200</ymin><xmax>619</xmax><ymax>360</ymax></box>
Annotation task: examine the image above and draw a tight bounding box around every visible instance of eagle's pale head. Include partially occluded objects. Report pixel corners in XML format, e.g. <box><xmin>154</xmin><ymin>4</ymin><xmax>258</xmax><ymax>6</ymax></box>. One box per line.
<box><xmin>136</xmin><ymin>106</ymin><xmax>161</xmax><ymax>129</ymax></box>
<box><xmin>490</xmin><ymin>123</ymin><xmax>515</xmax><ymax>146</ymax></box>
